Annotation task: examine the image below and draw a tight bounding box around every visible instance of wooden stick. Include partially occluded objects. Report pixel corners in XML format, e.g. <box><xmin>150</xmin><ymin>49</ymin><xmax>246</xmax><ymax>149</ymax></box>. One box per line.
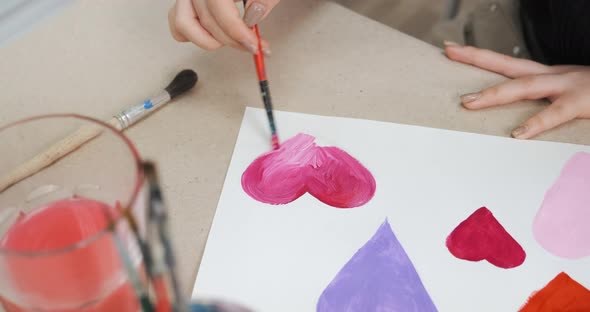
<box><xmin>0</xmin><ymin>118</ymin><xmax>120</xmax><ymax>193</ymax></box>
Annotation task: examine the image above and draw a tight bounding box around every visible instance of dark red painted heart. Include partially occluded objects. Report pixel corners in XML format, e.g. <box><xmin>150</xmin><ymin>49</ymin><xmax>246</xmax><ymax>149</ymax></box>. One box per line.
<box><xmin>446</xmin><ymin>207</ymin><xmax>526</xmax><ymax>269</ymax></box>
<box><xmin>241</xmin><ymin>133</ymin><xmax>376</xmax><ymax>208</ymax></box>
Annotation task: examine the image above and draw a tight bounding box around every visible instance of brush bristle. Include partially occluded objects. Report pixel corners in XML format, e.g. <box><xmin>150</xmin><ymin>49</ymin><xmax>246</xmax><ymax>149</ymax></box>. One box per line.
<box><xmin>165</xmin><ymin>69</ymin><xmax>198</xmax><ymax>99</ymax></box>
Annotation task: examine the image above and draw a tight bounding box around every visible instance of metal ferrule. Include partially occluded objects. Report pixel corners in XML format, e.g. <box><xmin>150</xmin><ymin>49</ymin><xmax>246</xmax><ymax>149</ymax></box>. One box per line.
<box><xmin>114</xmin><ymin>91</ymin><xmax>171</xmax><ymax>130</ymax></box>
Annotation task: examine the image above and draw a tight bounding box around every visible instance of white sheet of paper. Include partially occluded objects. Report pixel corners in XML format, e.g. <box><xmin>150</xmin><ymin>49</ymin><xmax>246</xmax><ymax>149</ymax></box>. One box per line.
<box><xmin>192</xmin><ymin>107</ymin><xmax>590</xmax><ymax>312</ymax></box>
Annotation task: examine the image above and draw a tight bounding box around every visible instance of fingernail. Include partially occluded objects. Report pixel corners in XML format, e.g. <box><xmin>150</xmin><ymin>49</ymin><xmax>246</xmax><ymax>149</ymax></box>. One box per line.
<box><xmin>444</xmin><ymin>40</ymin><xmax>461</xmax><ymax>47</ymax></box>
<box><xmin>240</xmin><ymin>41</ymin><xmax>258</xmax><ymax>54</ymax></box>
<box><xmin>243</xmin><ymin>2</ymin><xmax>266</xmax><ymax>27</ymax></box>
<box><xmin>460</xmin><ymin>92</ymin><xmax>481</xmax><ymax>104</ymax></box>
<box><xmin>512</xmin><ymin>125</ymin><xmax>528</xmax><ymax>138</ymax></box>
<box><xmin>262</xmin><ymin>47</ymin><xmax>272</xmax><ymax>56</ymax></box>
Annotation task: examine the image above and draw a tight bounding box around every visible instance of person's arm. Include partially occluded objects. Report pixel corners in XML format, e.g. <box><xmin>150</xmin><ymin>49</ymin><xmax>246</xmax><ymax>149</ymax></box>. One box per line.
<box><xmin>445</xmin><ymin>41</ymin><xmax>590</xmax><ymax>139</ymax></box>
<box><xmin>168</xmin><ymin>0</ymin><xmax>279</xmax><ymax>55</ymax></box>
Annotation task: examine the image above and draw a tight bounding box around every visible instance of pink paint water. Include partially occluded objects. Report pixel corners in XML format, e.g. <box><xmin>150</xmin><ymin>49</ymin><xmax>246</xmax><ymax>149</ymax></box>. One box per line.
<box><xmin>0</xmin><ymin>198</ymin><xmax>139</xmax><ymax>311</ymax></box>
<box><xmin>533</xmin><ymin>152</ymin><xmax>590</xmax><ymax>259</ymax></box>
<box><xmin>241</xmin><ymin>133</ymin><xmax>376</xmax><ymax>208</ymax></box>
<box><xmin>446</xmin><ymin>207</ymin><xmax>526</xmax><ymax>269</ymax></box>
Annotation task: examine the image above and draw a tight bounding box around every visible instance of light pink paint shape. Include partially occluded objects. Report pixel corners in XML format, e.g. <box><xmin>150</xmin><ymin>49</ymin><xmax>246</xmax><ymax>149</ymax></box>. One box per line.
<box><xmin>533</xmin><ymin>152</ymin><xmax>590</xmax><ymax>259</ymax></box>
<box><xmin>241</xmin><ymin>133</ymin><xmax>376</xmax><ymax>208</ymax></box>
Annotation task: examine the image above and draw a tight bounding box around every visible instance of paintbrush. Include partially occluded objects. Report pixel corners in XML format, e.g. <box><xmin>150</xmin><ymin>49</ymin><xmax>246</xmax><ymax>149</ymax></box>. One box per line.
<box><xmin>102</xmin><ymin>205</ymin><xmax>155</xmax><ymax>312</ymax></box>
<box><xmin>242</xmin><ymin>0</ymin><xmax>280</xmax><ymax>150</ymax></box>
<box><xmin>143</xmin><ymin>162</ymin><xmax>187</xmax><ymax>312</ymax></box>
<box><xmin>0</xmin><ymin>69</ymin><xmax>198</xmax><ymax>193</ymax></box>
<box><xmin>117</xmin><ymin>201</ymin><xmax>168</xmax><ymax>312</ymax></box>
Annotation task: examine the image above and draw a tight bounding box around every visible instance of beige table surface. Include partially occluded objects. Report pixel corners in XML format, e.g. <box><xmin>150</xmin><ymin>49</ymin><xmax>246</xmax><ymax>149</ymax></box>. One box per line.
<box><xmin>1</xmin><ymin>0</ymin><xmax>589</xmax><ymax>296</ymax></box>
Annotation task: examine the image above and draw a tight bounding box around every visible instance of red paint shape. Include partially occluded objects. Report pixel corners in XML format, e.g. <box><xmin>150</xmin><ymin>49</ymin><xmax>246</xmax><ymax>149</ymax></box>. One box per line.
<box><xmin>520</xmin><ymin>272</ymin><xmax>590</xmax><ymax>312</ymax></box>
<box><xmin>241</xmin><ymin>133</ymin><xmax>376</xmax><ymax>208</ymax></box>
<box><xmin>446</xmin><ymin>207</ymin><xmax>526</xmax><ymax>269</ymax></box>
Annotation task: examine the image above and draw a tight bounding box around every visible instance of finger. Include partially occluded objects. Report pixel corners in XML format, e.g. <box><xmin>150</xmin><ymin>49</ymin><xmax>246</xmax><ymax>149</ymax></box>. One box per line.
<box><xmin>550</xmin><ymin>65</ymin><xmax>590</xmax><ymax>74</ymax></box>
<box><xmin>511</xmin><ymin>97</ymin><xmax>580</xmax><ymax>139</ymax></box>
<box><xmin>207</xmin><ymin>0</ymin><xmax>259</xmax><ymax>53</ymax></box>
<box><xmin>174</xmin><ymin>0</ymin><xmax>222</xmax><ymax>50</ymax></box>
<box><xmin>243</xmin><ymin>0</ymin><xmax>281</xmax><ymax>27</ymax></box>
<box><xmin>193</xmin><ymin>0</ymin><xmax>245</xmax><ymax>50</ymax></box>
<box><xmin>261</xmin><ymin>39</ymin><xmax>271</xmax><ymax>56</ymax></box>
<box><xmin>461</xmin><ymin>74</ymin><xmax>568</xmax><ymax>110</ymax></box>
<box><xmin>168</xmin><ymin>6</ymin><xmax>188</xmax><ymax>42</ymax></box>
<box><xmin>444</xmin><ymin>42</ymin><xmax>551</xmax><ymax>78</ymax></box>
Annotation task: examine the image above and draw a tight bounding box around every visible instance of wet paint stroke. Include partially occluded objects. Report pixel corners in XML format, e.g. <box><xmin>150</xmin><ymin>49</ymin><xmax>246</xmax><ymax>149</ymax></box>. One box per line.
<box><xmin>519</xmin><ymin>272</ymin><xmax>590</xmax><ymax>312</ymax></box>
<box><xmin>317</xmin><ymin>219</ymin><xmax>437</xmax><ymax>312</ymax></box>
<box><xmin>446</xmin><ymin>207</ymin><xmax>526</xmax><ymax>269</ymax></box>
<box><xmin>241</xmin><ymin>133</ymin><xmax>376</xmax><ymax>208</ymax></box>
<box><xmin>533</xmin><ymin>152</ymin><xmax>590</xmax><ymax>259</ymax></box>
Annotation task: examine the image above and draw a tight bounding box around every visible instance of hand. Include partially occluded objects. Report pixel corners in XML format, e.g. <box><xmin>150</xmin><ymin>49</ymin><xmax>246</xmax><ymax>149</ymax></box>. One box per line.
<box><xmin>444</xmin><ymin>41</ymin><xmax>590</xmax><ymax>139</ymax></box>
<box><xmin>168</xmin><ymin>0</ymin><xmax>279</xmax><ymax>55</ymax></box>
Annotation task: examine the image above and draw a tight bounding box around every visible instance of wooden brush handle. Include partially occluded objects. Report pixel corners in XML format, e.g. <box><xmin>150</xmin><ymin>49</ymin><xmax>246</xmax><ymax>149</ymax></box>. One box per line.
<box><xmin>0</xmin><ymin>118</ymin><xmax>121</xmax><ymax>193</ymax></box>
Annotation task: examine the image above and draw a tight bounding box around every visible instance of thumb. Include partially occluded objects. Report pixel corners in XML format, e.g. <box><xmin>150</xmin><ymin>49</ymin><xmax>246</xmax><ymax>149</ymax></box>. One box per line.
<box><xmin>243</xmin><ymin>0</ymin><xmax>280</xmax><ymax>27</ymax></box>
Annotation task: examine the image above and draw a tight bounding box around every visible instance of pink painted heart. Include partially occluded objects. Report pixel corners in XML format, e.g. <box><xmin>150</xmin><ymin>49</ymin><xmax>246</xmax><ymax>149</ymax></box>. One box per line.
<box><xmin>533</xmin><ymin>152</ymin><xmax>590</xmax><ymax>259</ymax></box>
<box><xmin>241</xmin><ymin>133</ymin><xmax>376</xmax><ymax>208</ymax></box>
<box><xmin>446</xmin><ymin>207</ymin><xmax>526</xmax><ymax>269</ymax></box>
